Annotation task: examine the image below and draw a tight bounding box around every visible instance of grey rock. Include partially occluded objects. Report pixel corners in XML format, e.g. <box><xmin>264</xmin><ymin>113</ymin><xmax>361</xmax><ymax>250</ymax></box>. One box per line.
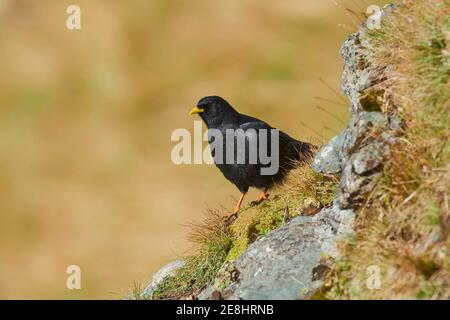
<box><xmin>334</xmin><ymin>109</ymin><xmax>392</xmax><ymax>209</ymax></box>
<box><xmin>313</xmin><ymin>112</ymin><xmax>386</xmax><ymax>174</ymax></box>
<box><xmin>387</xmin><ymin>114</ymin><xmax>403</xmax><ymax>138</ymax></box>
<box><xmin>340</xmin><ymin>112</ymin><xmax>386</xmax><ymax>160</ymax></box>
<box><xmin>197</xmin><ymin>285</ymin><xmax>217</xmax><ymax>300</ymax></box>
<box><xmin>352</xmin><ymin>141</ymin><xmax>391</xmax><ymax>175</ymax></box>
<box><xmin>336</xmin><ymin>159</ymin><xmax>383</xmax><ymax>209</ymax></box>
<box><xmin>340</xmin><ymin>34</ymin><xmax>373</xmax><ymax>114</ymax></box>
<box><xmin>221</xmin><ymin>206</ymin><xmax>354</xmax><ymax>300</ymax></box>
<box><xmin>321</xmin><ymin>5</ymin><xmax>399</xmax><ymax>210</ymax></box>
<box><xmin>143</xmin><ymin>260</ymin><xmax>185</xmax><ymax>298</ymax></box>
<box><xmin>312</xmin><ymin>131</ymin><xmax>346</xmax><ymax>174</ymax></box>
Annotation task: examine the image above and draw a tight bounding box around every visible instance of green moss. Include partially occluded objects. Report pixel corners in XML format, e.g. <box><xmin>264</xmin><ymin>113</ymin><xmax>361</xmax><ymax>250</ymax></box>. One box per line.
<box><xmin>416</xmin><ymin>282</ymin><xmax>437</xmax><ymax>300</ymax></box>
<box><xmin>360</xmin><ymin>89</ymin><xmax>384</xmax><ymax>112</ymax></box>
<box><xmin>255</xmin><ymin>208</ymin><xmax>285</xmax><ymax>236</ymax></box>
<box><xmin>226</xmin><ymin>194</ymin><xmax>304</xmax><ymax>261</ymax></box>
<box><xmin>315</xmin><ymin>177</ymin><xmax>338</xmax><ymax>206</ymax></box>
<box><xmin>226</xmin><ymin>229</ymin><xmax>251</xmax><ymax>261</ymax></box>
<box><xmin>255</xmin><ymin>199</ymin><xmax>288</xmax><ymax>236</ymax></box>
<box><xmin>423</xmin><ymin>200</ymin><xmax>441</xmax><ymax>226</ymax></box>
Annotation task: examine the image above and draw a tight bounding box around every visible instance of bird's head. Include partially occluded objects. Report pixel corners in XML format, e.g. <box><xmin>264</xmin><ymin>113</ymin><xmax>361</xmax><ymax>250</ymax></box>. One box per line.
<box><xmin>190</xmin><ymin>96</ymin><xmax>239</xmax><ymax>127</ymax></box>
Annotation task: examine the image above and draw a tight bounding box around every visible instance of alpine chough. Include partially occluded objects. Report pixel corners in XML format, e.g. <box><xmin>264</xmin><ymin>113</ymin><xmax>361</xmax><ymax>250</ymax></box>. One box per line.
<box><xmin>190</xmin><ymin>96</ymin><xmax>316</xmax><ymax>217</ymax></box>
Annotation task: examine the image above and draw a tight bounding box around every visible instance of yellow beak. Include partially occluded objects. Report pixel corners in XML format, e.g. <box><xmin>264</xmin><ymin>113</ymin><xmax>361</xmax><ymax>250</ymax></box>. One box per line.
<box><xmin>189</xmin><ymin>107</ymin><xmax>205</xmax><ymax>115</ymax></box>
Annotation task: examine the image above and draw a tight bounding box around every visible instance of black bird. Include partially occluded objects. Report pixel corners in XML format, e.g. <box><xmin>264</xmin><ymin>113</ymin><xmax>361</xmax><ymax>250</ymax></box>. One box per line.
<box><xmin>190</xmin><ymin>96</ymin><xmax>316</xmax><ymax>217</ymax></box>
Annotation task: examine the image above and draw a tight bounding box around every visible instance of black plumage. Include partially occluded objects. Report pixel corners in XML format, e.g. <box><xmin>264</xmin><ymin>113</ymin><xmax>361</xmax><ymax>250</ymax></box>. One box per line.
<box><xmin>190</xmin><ymin>96</ymin><xmax>316</xmax><ymax>216</ymax></box>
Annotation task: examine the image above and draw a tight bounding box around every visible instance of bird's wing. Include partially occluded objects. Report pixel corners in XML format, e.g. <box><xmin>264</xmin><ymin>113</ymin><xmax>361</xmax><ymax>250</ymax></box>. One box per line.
<box><xmin>238</xmin><ymin>121</ymin><xmax>273</xmax><ymax>153</ymax></box>
<box><xmin>238</xmin><ymin>119</ymin><xmax>272</xmax><ymax>132</ymax></box>
<box><xmin>240</xmin><ymin>121</ymin><xmax>310</xmax><ymax>163</ymax></box>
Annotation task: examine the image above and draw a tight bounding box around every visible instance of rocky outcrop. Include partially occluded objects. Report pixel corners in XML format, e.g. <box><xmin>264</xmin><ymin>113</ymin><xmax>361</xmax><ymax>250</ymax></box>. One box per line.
<box><xmin>145</xmin><ymin>5</ymin><xmax>400</xmax><ymax>300</ymax></box>
<box><xmin>216</xmin><ymin>207</ymin><xmax>354</xmax><ymax>300</ymax></box>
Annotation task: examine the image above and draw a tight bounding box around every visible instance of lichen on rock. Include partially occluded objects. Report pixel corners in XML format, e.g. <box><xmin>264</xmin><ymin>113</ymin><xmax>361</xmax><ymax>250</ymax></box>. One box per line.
<box><xmin>218</xmin><ymin>206</ymin><xmax>355</xmax><ymax>300</ymax></box>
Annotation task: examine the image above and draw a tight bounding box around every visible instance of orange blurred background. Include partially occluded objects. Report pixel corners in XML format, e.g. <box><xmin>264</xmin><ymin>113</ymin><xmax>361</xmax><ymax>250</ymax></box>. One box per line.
<box><xmin>0</xmin><ymin>0</ymin><xmax>386</xmax><ymax>299</ymax></box>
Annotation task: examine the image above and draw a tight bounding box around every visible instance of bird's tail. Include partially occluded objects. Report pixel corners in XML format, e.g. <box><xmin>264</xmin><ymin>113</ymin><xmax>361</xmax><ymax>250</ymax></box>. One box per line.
<box><xmin>279</xmin><ymin>131</ymin><xmax>318</xmax><ymax>164</ymax></box>
<box><xmin>295</xmin><ymin>141</ymin><xmax>318</xmax><ymax>163</ymax></box>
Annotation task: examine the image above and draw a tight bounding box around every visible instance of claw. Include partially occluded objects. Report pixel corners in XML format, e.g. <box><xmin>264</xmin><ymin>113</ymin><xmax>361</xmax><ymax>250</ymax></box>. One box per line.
<box><xmin>224</xmin><ymin>192</ymin><xmax>246</xmax><ymax>223</ymax></box>
<box><xmin>254</xmin><ymin>190</ymin><xmax>269</xmax><ymax>204</ymax></box>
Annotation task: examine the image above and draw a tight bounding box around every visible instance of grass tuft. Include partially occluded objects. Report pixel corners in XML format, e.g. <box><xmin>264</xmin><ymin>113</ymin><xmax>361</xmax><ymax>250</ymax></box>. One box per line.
<box><xmin>151</xmin><ymin>210</ymin><xmax>232</xmax><ymax>299</ymax></box>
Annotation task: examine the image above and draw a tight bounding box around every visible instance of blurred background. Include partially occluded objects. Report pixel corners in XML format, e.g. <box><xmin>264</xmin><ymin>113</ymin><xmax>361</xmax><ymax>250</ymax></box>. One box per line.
<box><xmin>0</xmin><ymin>0</ymin><xmax>386</xmax><ymax>299</ymax></box>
